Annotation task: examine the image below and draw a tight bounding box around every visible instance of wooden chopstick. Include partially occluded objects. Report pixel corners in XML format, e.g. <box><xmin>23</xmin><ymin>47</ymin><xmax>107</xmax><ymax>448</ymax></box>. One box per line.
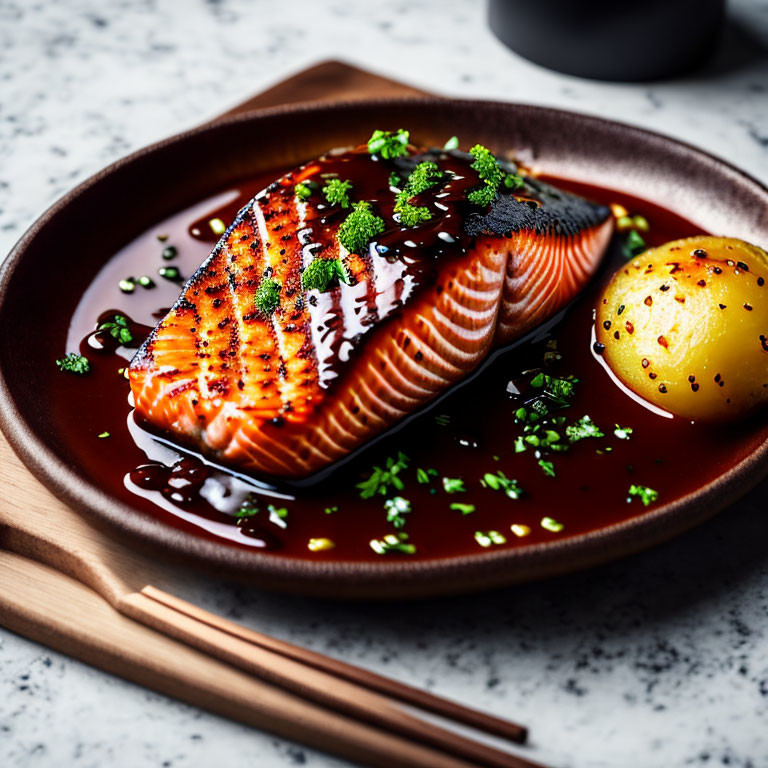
<box><xmin>121</xmin><ymin>587</ymin><xmax>547</xmax><ymax>768</ymax></box>
<box><xmin>140</xmin><ymin>585</ymin><xmax>528</xmax><ymax>744</ymax></box>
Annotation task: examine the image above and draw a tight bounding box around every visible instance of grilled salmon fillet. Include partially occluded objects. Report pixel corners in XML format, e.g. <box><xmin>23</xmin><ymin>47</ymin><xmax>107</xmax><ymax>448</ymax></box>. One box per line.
<box><xmin>129</xmin><ymin>140</ymin><xmax>613</xmax><ymax>478</ymax></box>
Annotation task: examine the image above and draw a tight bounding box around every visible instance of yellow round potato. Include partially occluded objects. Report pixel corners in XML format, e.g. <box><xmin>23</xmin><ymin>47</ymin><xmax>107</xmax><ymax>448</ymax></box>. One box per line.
<box><xmin>595</xmin><ymin>236</ymin><xmax>768</xmax><ymax>421</ymax></box>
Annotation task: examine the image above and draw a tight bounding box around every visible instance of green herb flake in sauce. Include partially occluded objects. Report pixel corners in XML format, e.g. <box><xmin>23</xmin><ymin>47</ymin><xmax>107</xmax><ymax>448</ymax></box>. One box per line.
<box><xmin>138</xmin><ymin>275</ymin><xmax>155</xmax><ymax>289</ymax></box>
<box><xmin>565</xmin><ymin>415</ymin><xmax>604</xmax><ymax>443</ymax></box>
<box><xmin>434</xmin><ymin>414</ymin><xmax>451</xmax><ymax>427</ymax></box>
<box><xmin>97</xmin><ymin>431</ymin><xmax>110</xmax><ymax>439</ymax></box>
<box><xmin>209</xmin><ymin>217</ymin><xmax>227</xmax><ymax>235</ymax></box>
<box><xmin>56</xmin><ymin>353</ymin><xmax>90</xmax><ymax>375</ymax></box>
<box><xmin>384</xmin><ymin>496</ymin><xmax>411</xmax><ymax>529</ymax></box>
<box><xmin>467</xmin><ymin>144</ymin><xmax>523</xmax><ymax>207</ymax></box>
<box><xmin>158</xmin><ymin>266</ymin><xmax>181</xmax><ymax>281</ymax></box>
<box><xmin>538</xmin><ymin>459</ymin><xmax>556</xmax><ymax>477</ymax></box>
<box><xmin>267</xmin><ymin>504</ymin><xmax>288</xmax><ymax>529</ymax></box>
<box><xmin>481</xmin><ymin>471</ymin><xmax>523</xmax><ymax>499</ymax></box>
<box><xmin>541</xmin><ymin>516</ymin><xmax>564</xmax><ymax>532</ymax></box>
<box><xmin>367</xmin><ymin>129</ymin><xmax>410</xmax><ymax>160</ymax></box>
<box><xmin>394</xmin><ymin>161</ymin><xmax>444</xmax><ymax>227</ymax></box>
<box><xmin>442</xmin><ymin>477</ymin><xmax>466</xmax><ymax>494</ymax></box>
<box><xmin>324</xmin><ymin>506</ymin><xmax>338</xmax><ymax>515</ymax></box>
<box><xmin>416</xmin><ymin>467</ymin><xmax>438</xmax><ymax>484</ymax></box>
<box><xmin>235</xmin><ymin>503</ymin><xmax>259</xmax><ymax>519</ymax></box>
<box><xmin>356</xmin><ymin>452</ymin><xmax>410</xmax><ymax>499</ymax></box>
<box><xmin>162</xmin><ymin>245</ymin><xmax>178</xmax><ymax>261</ymax></box>
<box><xmin>614</xmin><ymin>424</ymin><xmax>633</xmax><ymax>440</ymax></box>
<box><xmin>338</xmin><ymin>201</ymin><xmax>386</xmax><ymax>254</ymax></box>
<box><xmin>474</xmin><ymin>530</ymin><xmax>507</xmax><ymax>548</ymax></box>
<box><xmin>388</xmin><ymin>171</ymin><xmax>402</xmax><ymax>189</ymax></box>
<box><xmin>322</xmin><ymin>178</ymin><xmax>353</xmax><ymax>208</ymax></box>
<box><xmin>99</xmin><ymin>314</ymin><xmax>133</xmax><ymax>345</ymax></box>
<box><xmin>301</xmin><ymin>257</ymin><xmax>349</xmax><ymax>292</ymax></box>
<box><xmin>627</xmin><ymin>484</ymin><xmax>659</xmax><ymax>507</ymax></box>
<box><xmin>254</xmin><ymin>277</ymin><xmax>281</xmax><ymax>315</ymax></box>
<box><xmin>369</xmin><ymin>532</ymin><xmax>416</xmax><ymax>555</ymax></box>
<box><xmin>450</xmin><ymin>502</ymin><xmax>476</xmax><ymax>515</ymax></box>
<box><xmin>118</xmin><ymin>278</ymin><xmax>135</xmax><ymax>293</ymax></box>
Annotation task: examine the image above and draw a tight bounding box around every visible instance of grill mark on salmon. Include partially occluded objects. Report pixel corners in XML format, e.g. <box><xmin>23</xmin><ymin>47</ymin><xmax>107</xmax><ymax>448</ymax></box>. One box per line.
<box><xmin>130</xmin><ymin>144</ymin><xmax>612</xmax><ymax>478</ymax></box>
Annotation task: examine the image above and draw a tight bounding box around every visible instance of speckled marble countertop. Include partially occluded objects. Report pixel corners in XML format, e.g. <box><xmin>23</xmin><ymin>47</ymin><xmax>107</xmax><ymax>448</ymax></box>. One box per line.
<box><xmin>1</xmin><ymin>1</ymin><xmax>768</xmax><ymax>767</ymax></box>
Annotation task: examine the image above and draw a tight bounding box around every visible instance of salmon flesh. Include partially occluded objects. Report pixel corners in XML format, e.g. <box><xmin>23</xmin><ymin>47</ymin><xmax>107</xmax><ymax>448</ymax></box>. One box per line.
<box><xmin>129</xmin><ymin>143</ymin><xmax>613</xmax><ymax>478</ymax></box>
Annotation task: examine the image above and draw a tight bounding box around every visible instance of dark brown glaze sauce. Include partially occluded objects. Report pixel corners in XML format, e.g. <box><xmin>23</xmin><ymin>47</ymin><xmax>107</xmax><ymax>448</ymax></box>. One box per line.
<box><xmin>56</xmin><ymin>168</ymin><xmax>764</xmax><ymax>561</ymax></box>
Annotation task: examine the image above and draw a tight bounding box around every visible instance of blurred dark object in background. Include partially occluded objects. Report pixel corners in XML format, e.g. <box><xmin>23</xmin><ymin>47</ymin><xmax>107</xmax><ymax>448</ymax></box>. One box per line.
<box><xmin>488</xmin><ymin>0</ymin><xmax>726</xmax><ymax>81</ymax></box>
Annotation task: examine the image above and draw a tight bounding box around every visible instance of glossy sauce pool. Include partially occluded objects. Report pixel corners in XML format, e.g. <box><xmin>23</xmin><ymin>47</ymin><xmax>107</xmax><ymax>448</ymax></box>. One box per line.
<box><xmin>57</xmin><ymin>170</ymin><xmax>761</xmax><ymax>562</ymax></box>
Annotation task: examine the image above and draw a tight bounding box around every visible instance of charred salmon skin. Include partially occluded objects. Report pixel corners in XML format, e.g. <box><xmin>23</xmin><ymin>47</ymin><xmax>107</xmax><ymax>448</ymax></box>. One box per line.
<box><xmin>129</xmin><ymin>135</ymin><xmax>613</xmax><ymax>478</ymax></box>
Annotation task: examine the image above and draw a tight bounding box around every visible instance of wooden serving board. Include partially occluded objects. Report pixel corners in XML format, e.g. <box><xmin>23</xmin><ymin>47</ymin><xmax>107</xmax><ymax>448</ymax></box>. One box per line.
<box><xmin>0</xmin><ymin>61</ymin><xmax>456</xmax><ymax>768</ymax></box>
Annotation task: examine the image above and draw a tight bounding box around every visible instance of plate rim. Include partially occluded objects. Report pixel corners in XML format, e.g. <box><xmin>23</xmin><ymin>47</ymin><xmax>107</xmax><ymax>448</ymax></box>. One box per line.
<box><xmin>2</xmin><ymin>96</ymin><xmax>768</xmax><ymax>598</ymax></box>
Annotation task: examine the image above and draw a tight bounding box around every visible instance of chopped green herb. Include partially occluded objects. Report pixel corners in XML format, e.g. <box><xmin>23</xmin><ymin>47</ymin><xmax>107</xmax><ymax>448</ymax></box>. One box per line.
<box><xmin>388</xmin><ymin>171</ymin><xmax>402</xmax><ymax>189</ymax></box>
<box><xmin>162</xmin><ymin>246</ymin><xmax>178</xmax><ymax>260</ymax></box>
<box><xmin>56</xmin><ymin>353</ymin><xmax>90</xmax><ymax>375</ymax></box>
<box><xmin>443</xmin><ymin>135</ymin><xmax>459</xmax><ymax>150</ymax></box>
<box><xmin>301</xmin><ymin>257</ymin><xmax>349</xmax><ymax>292</ymax></box>
<box><xmin>356</xmin><ymin>452</ymin><xmax>409</xmax><ymax>499</ymax></box>
<box><xmin>474</xmin><ymin>530</ymin><xmax>507</xmax><ymax>548</ymax></box>
<box><xmin>395</xmin><ymin>196</ymin><xmax>432</xmax><ymax>227</ymax></box>
<box><xmin>99</xmin><ymin>314</ymin><xmax>133</xmax><ymax>345</ymax></box>
<box><xmin>209</xmin><ymin>217</ymin><xmax>226</xmax><ymax>235</ymax></box>
<box><xmin>450</xmin><ymin>502</ymin><xmax>475</xmax><ymax>515</ymax></box>
<box><xmin>467</xmin><ymin>144</ymin><xmax>508</xmax><ymax>207</ymax></box>
<box><xmin>295</xmin><ymin>182</ymin><xmax>313</xmax><ymax>200</ymax></box>
<box><xmin>97</xmin><ymin>431</ymin><xmax>110</xmax><ymax>438</ymax></box>
<box><xmin>416</xmin><ymin>467</ymin><xmax>438</xmax><ymax>484</ymax></box>
<box><xmin>627</xmin><ymin>484</ymin><xmax>659</xmax><ymax>507</ymax></box>
<box><xmin>541</xmin><ymin>516</ymin><xmax>564</xmax><ymax>532</ymax></box>
<box><xmin>504</xmin><ymin>173</ymin><xmax>525</xmax><ymax>190</ymax></box>
<box><xmin>158</xmin><ymin>266</ymin><xmax>181</xmax><ymax>281</ymax></box>
<box><xmin>442</xmin><ymin>477</ymin><xmax>466</xmax><ymax>494</ymax></box>
<box><xmin>538</xmin><ymin>459</ymin><xmax>556</xmax><ymax>477</ymax></box>
<box><xmin>367</xmin><ymin>129</ymin><xmax>410</xmax><ymax>160</ymax></box>
<box><xmin>384</xmin><ymin>496</ymin><xmax>411</xmax><ymax>528</ymax></box>
<box><xmin>322</xmin><ymin>178</ymin><xmax>353</xmax><ymax>208</ymax></box>
<box><xmin>566</xmin><ymin>415</ymin><xmax>604</xmax><ymax>443</ymax></box>
<box><xmin>529</xmin><ymin>372</ymin><xmax>578</xmax><ymax>406</ymax></box>
<box><xmin>434</xmin><ymin>414</ymin><xmax>451</xmax><ymax>427</ymax></box>
<box><xmin>255</xmin><ymin>277</ymin><xmax>281</xmax><ymax>315</ymax></box>
<box><xmin>138</xmin><ymin>275</ymin><xmax>155</xmax><ymax>289</ymax></box>
<box><xmin>324</xmin><ymin>505</ymin><xmax>338</xmax><ymax>515</ymax></box>
<box><xmin>235</xmin><ymin>500</ymin><xmax>259</xmax><ymax>519</ymax></box>
<box><xmin>118</xmin><ymin>278</ymin><xmax>135</xmax><ymax>294</ymax></box>
<box><xmin>268</xmin><ymin>504</ymin><xmax>288</xmax><ymax>529</ymax></box>
<box><xmin>633</xmin><ymin>215</ymin><xmax>650</xmax><ymax>232</ymax></box>
<box><xmin>481</xmin><ymin>471</ymin><xmax>523</xmax><ymax>499</ymax></box>
<box><xmin>393</xmin><ymin>161</ymin><xmax>445</xmax><ymax>227</ymax></box>
<box><xmin>614</xmin><ymin>424</ymin><xmax>633</xmax><ymax>440</ymax></box>
<box><xmin>369</xmin><ymin>532</ymin><xmax>416</xmax><ymax>555</ymax></box>
<box><xmin>338</xmin><ymin>201</ymin><xmax>385</xmax><ymax>254</ymax></box>
<box><xmin>624</xmin><ymin>230</ymin><xmax>647</xmax><ymax>258</ymax></box>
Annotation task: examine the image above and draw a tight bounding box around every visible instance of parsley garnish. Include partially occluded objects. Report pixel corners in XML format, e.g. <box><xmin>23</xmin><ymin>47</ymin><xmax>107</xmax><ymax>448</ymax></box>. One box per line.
<box><xmin>268</xmin><ymin>504</ymin><xmax>288</xmax><ymax>529</ymax></box>
<box><xmin>384</xmin><ymin>496</ymin><xmax>411</xmax><ymax>528</ymax></box>
<box><xmin>442</xmin><ymin>476</ymin><xmax>466</xmax><ymax>494</ymax></box>
<box><xmin>324</xmin><ymin>505</ymin><xmax>338</xmax><ymax>515</ymax></box>
<box><xmin>614</xmin><ymin>424</ymin><xmax>633</xmax><ymax>440</ymax></box>
<box><xmin>99</xmin><ymin>314</ymin><xmax>133</xmax><ymax>345</ymax></box>
<box><xmin>388</xmin><ymin>171</ymin><xmax>402</xmax><ymax>189</ymax></box>
<box><xmin>356</xmin><ymin>452</ymin><xmax>409</xmax><ymax>499</ymax></box>
<box><xmin>255</xmin><ymin>277</ymin><xmax>281</xmax><ymax>315</ymax></box>
<box><xmin>97</xmin><ymin>431</ymin><xmax>110</xmax><ymax>438</ymax></box>
<box><xmin>443</xmin><ymin>136</ymin><xmax>459</xmax><ymax>150</ymax></box>
<box><xmin>467</xmin><ymin>144</ymin><xmax>523</xmax><ymax>207</ymax></box>
<box><xmin>394</xmin><ymin>161</ymin><xmax>444</xmax><ymax>227</ymax></box>
<box><xmin>369</xmin><ymin>532</ymin><xmax>416</xmax><ymax>555</ymax></box>
<box><xmin>367</xmin><ymin>129</ymin><xmax>410</xmax><ymax>159</ymax></box>
<box><xmin>450</xmin><ymin>502</ymin><xmax>475</xmax><ymax>515</ymax></box>
<box><xmin>338</xmin><ymin>201</ymin><xmax>385</xmax><ymax>254</ymax></box>
<box><xmin>565</xmin><ymin>415</ymin><xmax>604</xmax><ymax>443</ymax></box>
<box><xmin>235</xmin><ymin>500</ymin><xmax>259</xmax><ymax>519</ymax></box>
<box><xmin>56</xmin><ymin>353</ymin><xmax>90</xmax><ymax>375</ymax></box>
<box><xmin>538</xmin><ymin>459</ymin><xmax>556</xmax><ymax>477</ymax></box>
<box><xmin>627</xmin><ymin>484</ymin><xmax>659</xmax><ymax>506</ymax></box>
<box><xmin>482</xmin><ymin>471</ymin><xmax>523</xmax><ymax>499</ymax></box>
<box><xmin>295</xmin><ymin>182</ymin><xmax>313</xmax><ymax>200</ymax></box>
<box><xmin>301</xmin><ymin>257</ymin><xmax>349</xmax><ymax>292</ymax></box>
<box><xmin>474</xmin><ymin>530</ymin><xmax>506</xmax><ymax>547</ymax></box>
<box><xmin>322</xmin><ymin>178</ymin><xmax>353</xmax><ymax>208</ymax></box>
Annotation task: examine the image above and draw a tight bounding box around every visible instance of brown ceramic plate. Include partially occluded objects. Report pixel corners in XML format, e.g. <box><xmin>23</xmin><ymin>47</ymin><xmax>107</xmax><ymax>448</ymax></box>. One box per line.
<box><xmin>1</xmin><ymin>99</ymin><xmax>767</xmax><ymax>598</ymax></box>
